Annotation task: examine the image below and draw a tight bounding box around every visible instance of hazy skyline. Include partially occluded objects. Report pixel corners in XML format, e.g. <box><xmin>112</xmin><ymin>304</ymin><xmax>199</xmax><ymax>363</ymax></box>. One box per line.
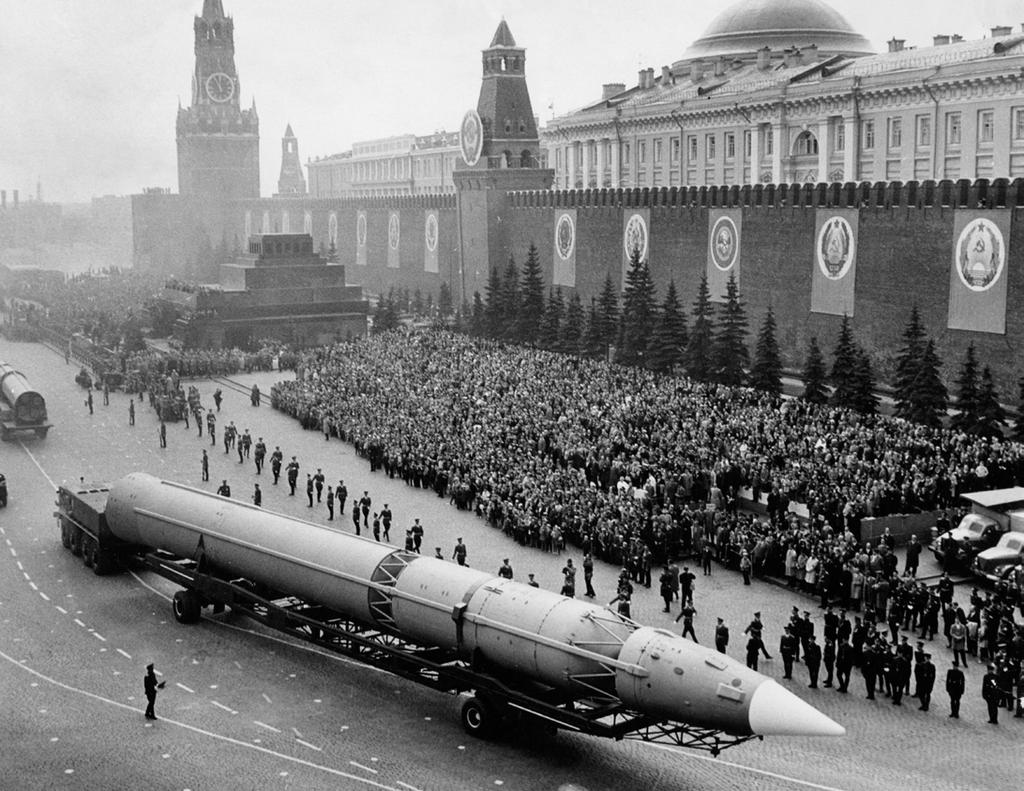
<box><xmin>1</xmin><ymin>0</ymin><xmax>1020</xmax><ymax>203</ymax></box>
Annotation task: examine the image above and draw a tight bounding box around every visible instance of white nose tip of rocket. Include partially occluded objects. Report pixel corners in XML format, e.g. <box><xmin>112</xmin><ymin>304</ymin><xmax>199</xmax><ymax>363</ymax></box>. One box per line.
<box><xmin>747</xmin><ymin>680</ymin><xmax>846</xmax><ymax>737</ymax></box>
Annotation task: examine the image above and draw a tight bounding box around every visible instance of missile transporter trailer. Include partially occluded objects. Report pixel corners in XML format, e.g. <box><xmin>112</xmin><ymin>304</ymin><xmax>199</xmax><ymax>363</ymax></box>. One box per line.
<box><xmin>54</xmin><ymin>473</ymin><xmax>843</xmax><ymax>754</ymax></box>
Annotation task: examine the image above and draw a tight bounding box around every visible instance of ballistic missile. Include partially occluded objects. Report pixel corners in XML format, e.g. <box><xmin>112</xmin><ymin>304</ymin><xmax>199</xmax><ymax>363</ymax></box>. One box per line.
<box><xmin>105</xmin><ymin>473</ymin><xmax>844</xmax><ymax>738</ymax></box>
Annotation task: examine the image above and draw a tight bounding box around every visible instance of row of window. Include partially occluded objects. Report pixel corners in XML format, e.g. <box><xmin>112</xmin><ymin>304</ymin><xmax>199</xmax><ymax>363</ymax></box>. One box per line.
<box><xmin>311</xmin><ymin>154</ymin><xmax>458</xmax><ymax>185</ymax></box>
<box><xmin>555</xmin><ymin>107</ymin><xmax>1024</xmax><ymax>172</ymax></box>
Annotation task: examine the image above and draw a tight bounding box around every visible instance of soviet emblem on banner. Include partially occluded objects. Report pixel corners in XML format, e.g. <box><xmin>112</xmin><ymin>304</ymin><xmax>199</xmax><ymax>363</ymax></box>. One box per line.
<box><xmin>623</xmin><ymin>213</ymin><xmax>648</xmax><ymax>262</ymax></box>
<box><xmin>816</xmin><ymin>216</ymin><xmax>855</xmax><ymax>280</ymax></box>
<box><xmin>956</xmin><ymin>219</ymin><xmax>1004</xmax><ymax>292</ymax></box>
<box><xmin>555</xmin><ymin>213</ymin><xmax>575</xmax><ymax>261</ymax></box>
<box><xmin>356</xmin><ymin>213</ymin><xmax>367</xmax><ymax>247</ymax></box>
<box><xmin>460</xmin><ymin>109</ymin><xmax>483</xmax><ymax>167</ymax></box>
<box><xmin>425</xmin><ymin>213</ymin><xmax>438</xmax><ymax>253</ymax></box>
<box><xmin>710</xmin><ymin>216</ymin><xmax>738</xmax><ymax>271</ymax></box>
<box><xmin>388</xmin><ymin>214</ymin><xmax>400</xmax><ymax>251</ymax></box>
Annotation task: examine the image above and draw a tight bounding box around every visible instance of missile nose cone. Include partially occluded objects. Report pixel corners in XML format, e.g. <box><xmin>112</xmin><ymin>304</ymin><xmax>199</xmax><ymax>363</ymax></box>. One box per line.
<box><xmin>748</xmin><ymin>680</ymin><xmax>846</xmax><ymax>737</ymax></box>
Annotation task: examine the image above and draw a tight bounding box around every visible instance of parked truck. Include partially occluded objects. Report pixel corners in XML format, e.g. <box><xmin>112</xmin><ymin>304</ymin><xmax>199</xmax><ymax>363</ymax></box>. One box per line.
<box><xmin>973</xmin><ymin>532</ymin><xmax>1024</xmax><ymax>584</ymax></box>
<box><xmin>929</xmin><ymin>487</ymin><xmax>1024</xmax><ymax>571</ymax></box>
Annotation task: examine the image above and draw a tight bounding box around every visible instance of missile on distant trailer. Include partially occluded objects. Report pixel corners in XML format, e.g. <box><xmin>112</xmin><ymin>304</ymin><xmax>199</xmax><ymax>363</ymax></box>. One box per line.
<box><xmin>105</xmin><ymin>473</ymin><xmax>844</xmax><ymax>738</ymax></box>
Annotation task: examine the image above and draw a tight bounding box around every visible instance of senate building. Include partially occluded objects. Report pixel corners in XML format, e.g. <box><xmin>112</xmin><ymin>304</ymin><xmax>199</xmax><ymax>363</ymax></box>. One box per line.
<box><xmin>543</xmin><ymin>0</ymin><xmax>1024</xmax><ymax>189</ymax></box>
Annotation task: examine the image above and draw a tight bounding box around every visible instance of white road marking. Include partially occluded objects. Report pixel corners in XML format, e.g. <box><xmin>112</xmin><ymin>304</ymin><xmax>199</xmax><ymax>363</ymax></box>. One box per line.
<box><xmin>0</xmin><ymin>648</ymin><xmax>403</xmax><ymax>789</ymax></box>
<box><xmin>28</xmin><ymin>582</ymin><xmax>38</xmax><ymax>591</ymax></box>
<box><xmin>211</xmin><ymin>700</ymin><xmax>237</xmax><ymax>715</ymax></box>
<box><xmin>349</xmin><ymin>761</ymin><xmax>378</xmax><ymax>774</ymax></box>
<box><xmin>253</xmin><ymin>721</ymin><xmax>281</xmax><ymax>733</ymax></box>
<box><xmin>16</xmin><ymin>561</ymin><xmax>23</xmax><ymax>570</ymax></box>
<box><xmin>297</xmin><ymin>739</ymin><xmax>323</xmax><ymax>752</ymax></box>
<box><xmin>73</xmin><ymin>619</ymin><xmax>86</xmax><ymax>628</ymax></box>
<box><xmin>92</xmin><ymin>632</ymin><xmax>106</xmax><ymax>642</ymax></box>
<box><xmin>38</xmin><ymin>592</ymin><xmax>49</xmax><ymax>602</ymax></box>
<box><xmin>261</xmin><ymin>693</ymin><xmax>272</xmax><ymax>704</ymax></box>
<box><xmin>396</xmin><ymin>782</ymin><xmax>423</xmax><ymax>791</ymax></box>
<box><xmin>176</xmin><ymin>683</ymin><xmax>195</xmax><ymax>694</ymax></box>
<box><xmin>647</xmin><ymin>742</ymin><xmax>851</xmax><ymax>791</ymax></box>
<box><xmin>116</xmin><ymin>649</ymin><xmax>132</xmax><ymax>660</ymax></box>
<box><xmin>292</xmin><ymin>727</ymin><xmax>302</xmax><ymax>738</ymax></box>
<box><xmin>54</xmin><ymin>606</ymin><xmax>67</xmax><ymax>615</ymax></box>
<box><xmin>17</xmin><ymin>442</ymin><xmax>56</xmax><ymax>488</ymax></box>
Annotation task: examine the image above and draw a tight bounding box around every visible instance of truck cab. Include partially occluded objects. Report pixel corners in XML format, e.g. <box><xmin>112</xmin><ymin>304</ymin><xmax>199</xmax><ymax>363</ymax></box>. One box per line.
<box><xmin>930</xmin><ymin>488</ymin><xmax>1024</xmax><ymax>571</ymax></box>
<box><xmin>973</xmin><ymin>532</ymin><xmax>1024</xmax><ymax>583</ymax></box>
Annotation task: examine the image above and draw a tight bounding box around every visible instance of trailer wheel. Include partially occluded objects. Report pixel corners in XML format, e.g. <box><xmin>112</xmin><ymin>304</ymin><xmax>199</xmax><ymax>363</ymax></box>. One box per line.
<box><xmin>69</xmin><ymin>527</ymin><xmax>84</xmax><ymax>557</ymax></box>
<box><xmin>461</xmin><ymin>696</ymin><xmax>499</xmax><ymax>739</ymax></box>
<box><xmin>173</xmin><ymin>590</ymin><xmax>202</xmax><ymax>624</ymax></box>
<box><xmin>82</xmin><ymin>537</ymin><xmax>95</xmax><ymax>568</ymax></box>
<box><xmin>60</xmin><ymin>522</ymin><xmax>72</xmax><ymax>550</ymax></box>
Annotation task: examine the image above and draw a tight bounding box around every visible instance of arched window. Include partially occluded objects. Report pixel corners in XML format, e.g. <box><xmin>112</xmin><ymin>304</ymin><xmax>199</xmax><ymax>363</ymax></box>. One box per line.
<box><xmin>794</xmin><ymin>131</ymin><xmax>819</xmax><ymax>156</ymax></box>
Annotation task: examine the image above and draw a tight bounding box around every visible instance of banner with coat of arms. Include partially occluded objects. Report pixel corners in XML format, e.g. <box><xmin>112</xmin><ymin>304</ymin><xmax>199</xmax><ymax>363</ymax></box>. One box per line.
<box><xmin>424</xmin><ymin>210</ymin><xmax>439</xmax><ymax>273</ymax></box>
<box><xmin>947</xmin><ymin>211</ymin><xmax>1011</xmax><ymax>334</ymax></box>
<box><xmin>621</xmin><ymin>209</ymin><xmax>650</xmax><ymax>289</ymax></box>
<box><xmin>553</xmin><ymin>209</ymin><xmax>576</xmax><ymax>287</ymax></box>
<box><xmin>810</xmin><ymin>209</ymin><xmax>859</xmax><ymax>316</ymax></box>
<box><xmin>706</xmin><ymin>209</ymin><xmax>742</xmax><ymax>302</ymax></box>
<box><xmin>387</xmin><ymin>212</ymin><xmax>401</xmax><ymax>269</ymax></box>
<box><xmin>355</xmin><ymin>211</ymin><xmax>367</xmax><ymax>266</ymax></box>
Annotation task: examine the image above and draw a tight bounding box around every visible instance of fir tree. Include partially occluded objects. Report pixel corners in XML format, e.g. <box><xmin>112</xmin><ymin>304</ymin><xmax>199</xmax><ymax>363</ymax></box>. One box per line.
<box><xmin>684</xmin><ymin>274</ymin><xmax>715</xmax><ymax>381</ymax></box>
<box><xmin>975</xmin><ymin>366</ymin><xmax>1006</xmax><ymax>437</ymax></box>
<box><xmin>712</xmin><ymin>273</ymin><xmax>749</xmax><ymax>386</ymax></box>
<box><xmin>852</xmin><ymin>345</ymin><xmax>879</xmax><ymax>415</ymax></box>
<box><xmin>1016</xmin><ymin>377</ymin><xmax>1024</xmax><ymax>441</ymax></box>
<box><xmin>893</xmin><ymin>306</ymin><xmax>926</xmax><ymax>420</ymax></box>
<box><xmin>749</xmin><ymin>306</ymin><xmax>782</xmax><ymax>396</ymax></box>
<box><xmin>904</xmin><ymin>339</ymin><xmax>947</xmax><ymax>427</ymax></box>
<box><xmin>438</xmin><ymin>282</ymin><xmax>453</xmax><ymax>318</ymax></box>
<box><xmin>562</xmin><ymin>291</ymin><xmax>585</xmax><ymax>356</ymax></box>
<box><xmin>829</xmin><ymin>314</ymin><xmax>859</xmax><ymax>410</ymax></box>
<box><xmin>519</xmin><ymin>242</ymin><xmax>546</xmax><ymax>344</ymax></box>
<box><xmin>372</xmin><ymin>290</ymin><xmax>399</xmax><ymax>333</ymax></box>
<box><xmin>802</xmin><ymin>336</ymin><xmax>828</xmax><ymax>404</ymax></box>
<box><xmin>583</xmin><ymin>298</ymin><xmax>603</xmax><ymax>359</ymax></box>
<box><xmin>647</xmin><ymin>279</ymin><xmax>688</xmax><ymax>374</ymax></box>
<box><xmin>594</xmin><ymin>275</ymin><xmax>620</xmax><ymax>358</ymax></box>
<box><xmin>950</xmin><ymin>343</ymin><xmax>980</xmax><ymax>432</ymax></box>
<box><xmin>617</xmin><ymin>248</ymin><xmax>658</xmax><ymax>366</ymax></box>
<box><xmin>483</xmin><ymin>266</ymin><xmax>503</xmax><ymax>339</ymax></box>
<box><xmin>539</xmin><ymin>287</ymin><xmax>565</xmax><ymax>351</ymax></box>
<box><xmin>500</xmin><ymin>255</ymin><xmax>521</xmax><ymax>342</ymax></box>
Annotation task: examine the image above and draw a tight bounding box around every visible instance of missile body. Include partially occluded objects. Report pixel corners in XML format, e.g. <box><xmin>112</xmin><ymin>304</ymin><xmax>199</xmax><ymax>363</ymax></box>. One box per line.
<box><xmin>105</xmin><ymin>473</ymin><xmax>843</xmax><ymax>738</ymax></box>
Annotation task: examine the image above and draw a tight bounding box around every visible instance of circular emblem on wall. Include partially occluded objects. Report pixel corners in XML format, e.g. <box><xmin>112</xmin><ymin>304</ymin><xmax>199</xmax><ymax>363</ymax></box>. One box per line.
<box><xmin>709</xmin><ymin>216</ymin><xmax>738</xmax><ymax>272</ymax></box>
<box><xmin>388</xmin><ymin>214</ymin><xmax>400</xmax><ymax>251</ymax></box>
<box><xmin>460</xmin><ymin>109</ymin><xmax>484</xmax><ymax>167</ymax></box>
<box><xmin>356</xmin><ymin>212</ymin><xmax>367</xmax><ymax>247</ymax></box>
<box><xmin>303</xmin><ymin>210</ymin><xmax>313</xmax><ymax>235</ymax></box>
<box><xmin>623</xmin><ymin>213</ymin><xmax>648</xmax><ymax>262</ymax></box>
<box><xmin>425</xmin><ymin>212</ymin><xmax>438</xmax><ymax>253</ymax></box>
<box><xmin>244</xmin><ymin>210</ymin><xmax>252</xmax><ymax>239</ymax></box>
<box><xmin>328</xmin><ymin>212</ymin><xmax>338</xmax><ymax>245</ymax></box>
<box><xmin>816</xmin><ymin>216</ymin><xmax>855</xmax><ymax>280</ymax></box>
<box><xmin>956</xmin><ymin>219</ymin><xmax>1004</xmax><ymax>292</ymax></box>
<box><xmin>555</xmin><ymin>213</ymin><xmax>575</xmax><ymax>261</ymax></box>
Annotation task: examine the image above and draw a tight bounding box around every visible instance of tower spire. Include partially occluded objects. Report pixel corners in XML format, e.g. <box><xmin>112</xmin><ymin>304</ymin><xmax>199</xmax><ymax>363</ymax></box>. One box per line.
<box><xmin>202</xmin><ymin>0</ymin><xmax>225</xmax><ymax>19</ymax></box>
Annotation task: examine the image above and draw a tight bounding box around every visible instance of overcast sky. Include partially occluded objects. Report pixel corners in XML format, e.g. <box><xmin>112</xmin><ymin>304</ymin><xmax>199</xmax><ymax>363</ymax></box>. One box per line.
<box><xmin>1</xmin><ymin>0</ymin><xmax>1019</xmax><ymax>203</ymax></box>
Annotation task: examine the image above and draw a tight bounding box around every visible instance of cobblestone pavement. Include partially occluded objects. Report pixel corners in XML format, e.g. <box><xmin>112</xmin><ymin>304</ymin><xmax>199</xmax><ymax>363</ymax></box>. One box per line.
<box><xmin>1</xmin><ymin>337</ymin><xmax>1020</xmax><ymax>791</ymax></box>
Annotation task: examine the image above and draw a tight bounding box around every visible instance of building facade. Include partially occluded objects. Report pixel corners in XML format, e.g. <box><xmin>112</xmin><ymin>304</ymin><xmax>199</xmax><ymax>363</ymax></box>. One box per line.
<box><xmin>543</xmin><ymin>0</ymin><xmax>1024</xmax><ymax>189</ymax></box>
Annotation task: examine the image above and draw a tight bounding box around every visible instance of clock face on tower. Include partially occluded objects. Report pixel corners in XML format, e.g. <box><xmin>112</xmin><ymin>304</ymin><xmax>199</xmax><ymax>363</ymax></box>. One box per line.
<box><xmin>205</xmin><ymin>72</ymin><xmax>235</xmax><ymax>103</ymax></box>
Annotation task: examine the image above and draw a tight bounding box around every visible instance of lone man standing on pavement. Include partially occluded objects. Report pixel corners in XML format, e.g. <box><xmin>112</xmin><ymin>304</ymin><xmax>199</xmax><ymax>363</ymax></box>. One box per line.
<box><xmin>201</xmin><ymin>449</ymin><xmax>209</xmax><ymax>482</ymax></box>
<box><xmin>144</xmin><ymin>663</ymin><xmax>165</xmax><ymax>720</ymax></box>
<box><xmin>715</xmin><ymin>618</ymin><xmax>729</xmax><ymax>654</ymax></box>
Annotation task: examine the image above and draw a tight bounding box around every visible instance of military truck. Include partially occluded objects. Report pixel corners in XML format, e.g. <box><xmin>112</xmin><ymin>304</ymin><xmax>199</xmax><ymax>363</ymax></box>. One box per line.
<box><xmin>973</xmin><ymin>533</ymin><xmax>1024</xmax><ymax>584</ymax></box>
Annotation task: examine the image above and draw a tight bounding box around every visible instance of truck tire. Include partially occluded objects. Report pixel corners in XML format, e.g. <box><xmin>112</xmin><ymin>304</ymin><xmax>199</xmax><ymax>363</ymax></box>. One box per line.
<box><xmin>173</xmin><ymin>590</ymin><xmax>202</xmax><ymax>624</ymax></box>
<box><xmin>461</xmin><ymin>696</ymin><xmax>499</xmax><ymax>739</ymax></box>
<box><xmin>82</xmin><ymin>536</ymin><xmax>96</xmax><ymax>568</ymax></box>
<box><xmin>60</xmin><ymin>521</ymin><xmax>72</xmax><ymax>550</ymax></box>
<box><xmin>70</xmin><ymin>527</ymin><xmax>84</xmax><ymax>557</ymax></box>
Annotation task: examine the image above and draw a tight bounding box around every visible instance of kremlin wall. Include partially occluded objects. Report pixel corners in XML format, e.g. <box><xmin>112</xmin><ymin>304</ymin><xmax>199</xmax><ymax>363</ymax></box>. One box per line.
<box><xmin>132</xmin><ymin>0</ymin><xmax>1024</xmax><ymax>390</ymax></box>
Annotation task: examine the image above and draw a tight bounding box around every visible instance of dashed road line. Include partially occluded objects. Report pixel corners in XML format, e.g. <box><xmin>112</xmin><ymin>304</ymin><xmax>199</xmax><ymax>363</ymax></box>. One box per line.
<box><xmin>38</xmin><ymin>592</ymin><xmax>49</xmax><ymax>602</ymax></box>
<box><xmin>297</xmin><ymin>739</ymin><xmax>323</xmax><ymax>752</ymax></box>
<box><xmin>92</xmin><ymin>632</ymin><xmax>106</xmax><ymax>642</ymax></box>
<box><xmin>350</xmin><ymin>761</ymin><xmax>378</xmax><ymax>774</ymax></box>
<box><xmin>16</xmin><ymin>561</ymin><xmax>23</xmax><ymax>570</ymax></box>
<box><xmin>262</xmin><ymin>693</ymin><xmax>272</xmax><ymax>704</ymax></box>
<box><xmin>116</xmin><ymin>649</ymin><xmax>132</xmax><ymax>660</ymax></box>
<box><xmin>54</xmin><ymin>606</ymin><xmax>67</xmax><ymax>615</ymax></box>
<box><xmin>73</xmin><ymin>619</ymin><xmax>86</xmax><ymax>628</ymax></box>
<box><xmin>211</xmin><ymin>700</ymin><xmax>238</xmax><ymax>715</ymax></box>
<box><xmin>396</xmin><ymin>782</ymin><xmax>423</xmax><ymax>791</ymax></box>
<box><xmin>0</xmin><ymin>648</ymin><xmax>404</xmax><ymax>790</ymax></box>
<box><xmin>292</xmin><ymin>727</ymin><xmax>303</xmax><ymax>738</ymax></box>
<box><xmin>28</xmin><ymin>582</ymin><xmax>38</xmax><ymax>591</ymax></box>
<box><xmin>254</xmin><ymin>720</ymin><xmax>281</xmax><ymax>733</ymax></box>
<box><xmin>176</xmin><ymin>682</ymin><xmax>195</xmax><ymax>694</ymax></box>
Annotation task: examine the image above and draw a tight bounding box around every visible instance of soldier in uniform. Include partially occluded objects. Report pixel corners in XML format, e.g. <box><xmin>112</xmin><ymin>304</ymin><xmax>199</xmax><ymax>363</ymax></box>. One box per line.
<box><xmin>216</xmin><ymin>480</ymin><xmax>231</xmax><ymax>498</ymax></box>
<box><xmin>253</xmin><ymin>437</ymin><xmax>266</xmax><ymax>474</ymax></box>
<box><xmin>380</xmin><ymin>504</ymin><xmax>392</xmax><ymax>541</ymax></box>
<box><xmin>410</xmin><ymin>518</ymin><xmax>423</xmax><ymax>553</ymax></box>
<box><xmin>675</xmin><ymin>602</ymin><xmax>698</xmax><ymax>642</ymax></box>
<box><xmin>715</xmin><ymin>618</ymin><xmax>729</xmax><ymax>654</ymax></box>
<box><xmin>306</xmin><ymin>474</ymin><xmax>315</xmax><ymax>507</ymax></box>
<box><xmin>143</xmin><ymin>662</ymin><xmax>165</xmax><ymax>720</ymax></box>
<box><xmin>890</xmin><ymin>649</ymin><xmax>909</xmax><ymax>705</ymax></box>
<box><xmin>835</xmin><ymin>639</ymin><xmax>853</xmax><ymax>693</ymax></box>
<box><xmin>982</xmin><ymin>664</ymin><xmax>1003</xmax><ymax>724</ymax></box>
<box><xmin>804</xmin><ymin>635</ymin><xmax>822</xmax><ymax>689</ymax></box>
<box><xmin>823</xmin><ymin>639</ymin><xmax>836</xmax><ymax>688</ymax></box>
<box><xmin>252</xmin><ymin>483</ymin><xmax>261</xmax><ymax>507</ymax></box>
<box><xmin>498</xmin><ymin>559</ymin><xmax>514</xmax><ymax>579</ymax></box>
<box><xmin>201</xmin><ymin>449</ymin><xmax>209</xmax><ymax>482</ymax></box>
<box><xmin>659</xmin><ymin>567</ymin><xmax>675</xmax><ymax>613</ymax></box>
<box><xmin>744</xmin><ymin>612</ymin><xmax>772</xmax><ymax>659</ymax></box>
<box><xmin>945</xmin><ymin>660</ymin><xmax>965</xmax><ymax>718</ymax></box>
<box><xmin>336</xmin><ymin>480</ymin><xmax>348</xmax><ymax>514</ymax></box>
<box><xmin>326</xmin><ymin>486</ymin><xmax>335</xmax><ymax>520</ymax></box>
<box><xmin>452</xmin><ymin>537</ymin><xmax>468</xmax><ymax>567</ymax></box>
<box><xmin>917</xmin><ymin>653</ymin><xmax>936</xmax><ymax>711</ymax></box>
<box><xmin>862</xmin><ymin>641</ymin><xmax>878</xmax><ymax>700</ymax></box>
<box><xmin>206</xmin><ymin>411</ymin><xmax>216</xmax><ymax>446</ymax></box>
<box><xmin>314</xmin><ymin>469</ymin><xmax>326</xmax><ymax>502</ymax></box>
<box><xmin>270</xmin><ymin>447</ymin><xmax>283</xmax><ymax>484</ymax></box>
<box><xmin>158</xmin><ymin>421</ymin><xmax>166</xmax><ymax>448</ymax></box>
<box><xmin>780</xmin><ymin>626</ymin><xmax>798</xmax><ymax>680</ymax></box>
<box><xmin>583</xmin><ymin>553</ymin><xmax>596</xmax><ymax>598</ymax></box>
<box><xmin>286</xmin><ymin>457</ymin><xmax>300</xmax><ymax>495</ymax></box>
